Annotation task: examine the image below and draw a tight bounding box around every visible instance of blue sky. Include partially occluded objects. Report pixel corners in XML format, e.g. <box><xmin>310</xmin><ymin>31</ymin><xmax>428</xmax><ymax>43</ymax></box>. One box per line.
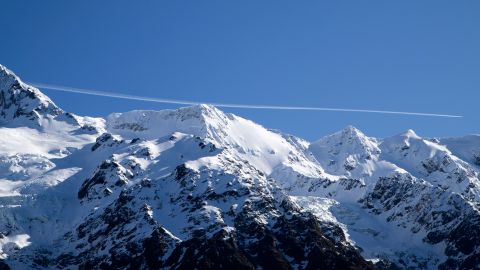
<box><xmin>1</xmin><ymin>1</ymin><xmax>479</xmax><ymax>140</ymax></box>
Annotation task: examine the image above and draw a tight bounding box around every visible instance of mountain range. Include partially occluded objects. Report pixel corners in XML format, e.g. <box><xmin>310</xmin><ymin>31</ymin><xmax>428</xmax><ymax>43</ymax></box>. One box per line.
<box><xmin>0</xmin><ymin>64</ymin><xmax>479</xmax><ymax>269</ymax></box>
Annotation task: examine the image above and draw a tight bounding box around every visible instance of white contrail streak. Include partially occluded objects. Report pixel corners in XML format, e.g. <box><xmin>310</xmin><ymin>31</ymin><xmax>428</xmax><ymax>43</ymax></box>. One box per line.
<box><xmin>29</xmin><ymin>82</ymin><xmax>463</xmax><ymax>118</ymax></box>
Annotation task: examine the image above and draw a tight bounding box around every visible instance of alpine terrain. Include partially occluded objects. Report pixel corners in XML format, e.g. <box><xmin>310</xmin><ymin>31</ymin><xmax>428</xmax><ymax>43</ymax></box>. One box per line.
<box><xmin>0</xmin><ymin>64</ymin><xmax>479</xmax><ymax>270</ymax></box>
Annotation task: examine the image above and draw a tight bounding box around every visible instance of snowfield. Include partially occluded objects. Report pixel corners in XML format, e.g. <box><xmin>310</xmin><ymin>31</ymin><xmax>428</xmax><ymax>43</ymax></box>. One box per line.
<box><xmin>0</xmin><ymin>64</ymin><xmax>479</xmax><ymax>269</ymax></box>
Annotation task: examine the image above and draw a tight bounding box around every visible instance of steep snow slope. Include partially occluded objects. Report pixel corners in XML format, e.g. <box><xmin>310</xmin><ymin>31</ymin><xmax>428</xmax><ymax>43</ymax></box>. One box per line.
<box><xmin>306</xmin><ymin>127</ymin><xmax>480</xmax><ymax>269</ymax></box>
<box><xmin>107</xmin><ymin>106</ymin><xmax>324</xmax><ymax>187</ymax></box>
<box><xmin>0</xmin><ymin>65</ymin><xmax>105</xmax><ymax>263</ymax></box>
<box><xmin>380</xmin><ymin>130</ymin><xmax>480</xmax><ymax>201</ymax></box>
<box><xmin>441</xmin><ymin>135</ymin><xmax>480</xmax><ymax>169</ymax></box>
<box><xmin>0</xmin><ymin>65</ymin><xmax>60</xmax><ymax>126</ymax></box>
<box><xmin>307</xmin><ymin>127</ymin><xmax>400</xmax><ymax>199</ymax></box>
<box><xmin>0</xmin><ymin>65</ymin><xmax>373</xmax><ymax>270</ymax></box>
<box><xmin>0</xmin><ymin>64</ymin><xmax>479</xmax><ymax>270</ymax></box>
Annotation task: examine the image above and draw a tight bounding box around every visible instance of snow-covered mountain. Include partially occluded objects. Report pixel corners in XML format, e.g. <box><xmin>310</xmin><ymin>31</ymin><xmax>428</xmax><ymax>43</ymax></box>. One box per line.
<box><xmin>0</xmin><ymin>64</ymin><xmax>479</xmax><ymax>270</ymax></box>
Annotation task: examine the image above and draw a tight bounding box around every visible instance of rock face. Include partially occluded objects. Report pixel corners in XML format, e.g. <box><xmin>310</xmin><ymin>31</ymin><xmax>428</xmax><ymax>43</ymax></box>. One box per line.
<box><xmin>0</xmin><ymin>64</ymin><xmax>479</xmax><ymax>269</ymax></box>
<box><xmin>56</xmin><ymin>134</ymin><xmax>372</xmax><ymax>269</ymax></box>
<box><xmin>0</xmin><ymin>65</ymin><xmax>62</xmax><ymax>125</ymax></box>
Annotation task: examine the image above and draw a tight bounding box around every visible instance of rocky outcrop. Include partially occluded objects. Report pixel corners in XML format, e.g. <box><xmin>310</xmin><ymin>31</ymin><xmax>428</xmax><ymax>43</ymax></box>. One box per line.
<box><xmin>0</xmin><ymin>65</ymin><xmax>62</xmax><ymax>125</ymax></box>
<box><xmin>0</xmin><ymin>64</ymin><xmax>479</xmax><ymax>270</ymax></box>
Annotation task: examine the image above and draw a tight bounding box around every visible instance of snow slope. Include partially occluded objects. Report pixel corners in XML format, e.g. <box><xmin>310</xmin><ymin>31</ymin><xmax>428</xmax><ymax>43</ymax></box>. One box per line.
<box><xmin>0</xmin><ymin>64</ymin><xmax>479</xmax><ymax>270</ymax></box>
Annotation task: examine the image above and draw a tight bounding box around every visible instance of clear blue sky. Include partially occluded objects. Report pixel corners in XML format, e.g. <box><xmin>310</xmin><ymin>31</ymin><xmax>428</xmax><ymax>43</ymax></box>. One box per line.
<box><xmin>1</xmin><ymin>1</ymin><xmax>479</xmax><ymax>140</ymax></box>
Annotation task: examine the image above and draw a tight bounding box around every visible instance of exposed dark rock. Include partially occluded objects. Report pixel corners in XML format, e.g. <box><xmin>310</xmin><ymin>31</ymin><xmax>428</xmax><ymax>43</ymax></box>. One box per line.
<box><xmin>373</xmin><ymin>260</ymin><xmax>401</xmax><ymax>270</ymax></box>
<box><xmin>448</xmin><ymin>213</ymin><xmax>480</xmax><ymax>255</ymax></box>
<box><xmin>78</xmin><ymin>160</ymin><xmax>128</xmax><ymax>200</ymax></box>
<box><xmin>91</xmin><ymin>133</ymin><xmax>120</xmax><ymax>151</ymax></box>
<box><xmin>165</xmin><ymin>229</ymin><xmax>255</xmax><ymax>270</ymax></box>
<box><xmin>113</xmin><ymin>123</ymin><xmax>148</xmax><ymax>132</ymax></box>
<box><xmin>473</xmin><ymin>153</ymin><xmax>480</xmax><ymax>166</ymax></box>
<box><xmin>174</xmin><ymin>164</ymin><xmax>193</xmax><ymax>182</ymax></box>
<box><xmin>0</xmin><ymin>261</ymin><xmax>10</xmax><ymax>270</ymax></box>
<box><xmin>0</xmin><ymin>65</ymin><xmax>62</xmax><ymax>124</ymax></box>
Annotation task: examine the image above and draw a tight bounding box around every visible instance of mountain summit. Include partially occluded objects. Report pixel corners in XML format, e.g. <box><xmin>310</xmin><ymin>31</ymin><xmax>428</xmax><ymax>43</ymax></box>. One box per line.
<box><xmin>106</xmin><ymin>104</ymin><xmax>226</xmax><ymax>140</ymax></box>
<box><xmin>0</xmin><ymin>65</ymin><xmax>62</xmax><ymax>126</ymax></box>
<box><xmin>0</xmin><ymin>65</ymin><xmax>479</xmax><ymax>270</ymax></box>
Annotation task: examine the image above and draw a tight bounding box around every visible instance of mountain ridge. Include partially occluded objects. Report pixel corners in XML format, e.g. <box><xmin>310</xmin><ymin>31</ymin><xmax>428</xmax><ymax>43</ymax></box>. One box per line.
<box><xmin>0</xmin><ymin>65</ymin><xmax>479</xmax><ymax>269</ymax></box>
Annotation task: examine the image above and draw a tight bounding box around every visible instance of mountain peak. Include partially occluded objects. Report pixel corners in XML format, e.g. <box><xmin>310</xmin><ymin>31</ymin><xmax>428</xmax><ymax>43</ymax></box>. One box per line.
<box><xmin>402</xmin><ymin>129</ymin><xmax>420</xmax><ymax>139</ymax></box>
<box><xmin>187</xmin><ymin>103</ymin><xmax>218</xmax><ymax>112</ymax></box>
<box><xmin>380</xmin><ymin>129</ymin><xmax>422</xmax><ymax>149</ymax></box>
<box><xmin>313</xmin><ymin>125</ymin><xmax>374</xmax><ymax>148</ymax></box>
<box><xmin>1</xmin><ymin>65</ymin><xmax>480</xmax><ymax>269</ymax></box>
<box><xmin>0</xmin><ymin>64</ymin><xmax>62</xmax><ymax>125</ymax></box>
<box><xmin>106</xmin><ymin>104</ymin><xmax>231</xmax><ymax>140</ymax></box>
<box><xmin>340</xmin><ymin>125</ymin><xmax>364</xmax><ymax>137</ymax></box>
<box><xmin>309</xmin><ymin>126</ymin><xmax>380</xmax><ymax>174</ymax></box>
<box><xmin>173</xmin><ymin>103</ymin><xmax>227</xmax><ymax>122</ymax></box>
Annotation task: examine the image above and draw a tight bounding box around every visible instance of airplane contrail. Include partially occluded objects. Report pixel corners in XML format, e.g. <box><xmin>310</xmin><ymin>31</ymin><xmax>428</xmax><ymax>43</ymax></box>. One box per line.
<box><xmin>29</xmin><ymin>82</ymin><xmax>463</xmax><ymax>118</ymax></box>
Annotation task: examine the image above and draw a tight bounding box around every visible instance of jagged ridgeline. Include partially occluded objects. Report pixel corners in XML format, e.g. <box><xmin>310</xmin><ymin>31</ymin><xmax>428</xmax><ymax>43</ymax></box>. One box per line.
<box><xmin>0</xmin><ymin>64</ymin><xmax>479</xmax><ymax>269</ymax></box>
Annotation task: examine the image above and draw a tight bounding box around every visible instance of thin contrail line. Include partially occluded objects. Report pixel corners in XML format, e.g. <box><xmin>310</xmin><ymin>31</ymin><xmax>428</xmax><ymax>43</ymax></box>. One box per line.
<box><xmin>28</xmin><ymin>82</ymin><xmax>463</xmax><ymax>118</ymax></box>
